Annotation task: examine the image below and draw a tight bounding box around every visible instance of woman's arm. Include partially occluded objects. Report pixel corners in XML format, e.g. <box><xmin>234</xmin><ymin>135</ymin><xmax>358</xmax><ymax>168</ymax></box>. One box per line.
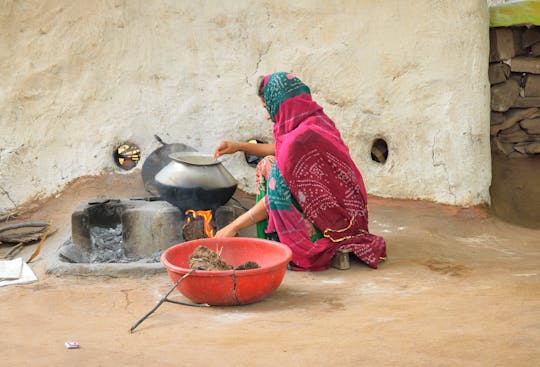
<box><xmin>214</xmin><ymin>198</ymin><xmax>268</xmax><ymax>237</ymax></box>
<box><xmin>214</xmin><ymin>141</ymin><xmax>275</xmax><ymax>158</ymax></box>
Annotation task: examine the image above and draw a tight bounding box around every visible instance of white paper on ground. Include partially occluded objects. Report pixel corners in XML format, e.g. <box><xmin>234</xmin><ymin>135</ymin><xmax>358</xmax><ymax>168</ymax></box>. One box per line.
<box><xmin>0</xmin><ymin>257</ymin><xmax>23</xmax><ymax>280</ymax></box>
<box><xmin>0</xmin><ymin>261</ymin><xmax>37</xmax><ymax>287</ymax></box>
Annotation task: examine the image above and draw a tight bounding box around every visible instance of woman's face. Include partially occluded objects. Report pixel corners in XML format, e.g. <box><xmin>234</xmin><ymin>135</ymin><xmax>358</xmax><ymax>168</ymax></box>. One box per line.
<box><xmin>260</xmin><ymin>97</ymin><xmax>271</xmax><ymax>121</ymax></box>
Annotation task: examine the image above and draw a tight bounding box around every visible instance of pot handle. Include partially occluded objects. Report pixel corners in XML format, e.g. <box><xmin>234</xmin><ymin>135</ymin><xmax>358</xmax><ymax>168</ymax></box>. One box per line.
<box><xmin>154</xmin><ymin>135</ymin><xmax>167</xmax><ymax>146</ymax></box>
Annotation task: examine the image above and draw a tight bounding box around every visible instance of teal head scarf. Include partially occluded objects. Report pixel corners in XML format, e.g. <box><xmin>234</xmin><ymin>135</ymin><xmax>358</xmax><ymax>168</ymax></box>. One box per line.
<box><xmin>262</xmin><ymin>72</ymin><xmax>311</xmax><ymax>121</ymax></box>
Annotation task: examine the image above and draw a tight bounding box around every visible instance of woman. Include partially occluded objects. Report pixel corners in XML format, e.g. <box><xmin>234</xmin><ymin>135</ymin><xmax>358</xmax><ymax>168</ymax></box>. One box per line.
<box><xmin>214</xmin><ymin>72</ymin><xmax>386</xmax><ymax>271</ymax></box>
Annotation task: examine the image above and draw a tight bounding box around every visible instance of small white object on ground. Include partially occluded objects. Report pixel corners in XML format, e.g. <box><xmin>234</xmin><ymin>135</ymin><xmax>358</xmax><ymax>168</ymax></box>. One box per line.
<box><xmin>0</xmin><ymin>258</ymin><xmax>37</xmax><ymax>287</ymax></box>
<box><xmin>65</xmin><ymin>341</ymin><xmax>80</xmax><ymax>349</ymax></box>
<box><xmin>0</xmin><ymin>258</ymin><xmax>23</xmax><ymax>280</ymax></box>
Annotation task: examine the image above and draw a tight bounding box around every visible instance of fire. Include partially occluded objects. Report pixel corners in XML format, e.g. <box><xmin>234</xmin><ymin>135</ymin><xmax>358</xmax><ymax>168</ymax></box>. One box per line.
<box><xmin>183</xmin><ymin>209</ymin><xmax>214</xmax><ymax>238</ymax></box>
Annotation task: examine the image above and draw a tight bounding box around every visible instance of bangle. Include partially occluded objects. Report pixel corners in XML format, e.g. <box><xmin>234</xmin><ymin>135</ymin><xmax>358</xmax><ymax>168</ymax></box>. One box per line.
<box><xmin>248</xmin><ymin>209</ymin><xmax>256</xmax><ymax>224</ymax></box>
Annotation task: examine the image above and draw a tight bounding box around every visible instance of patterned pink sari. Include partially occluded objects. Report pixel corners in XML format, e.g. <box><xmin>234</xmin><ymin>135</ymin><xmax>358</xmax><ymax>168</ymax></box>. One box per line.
<box><xmin>262</xmin><ymin>73</ymin><xmax>386</xmax><ymax>271</ymax></box>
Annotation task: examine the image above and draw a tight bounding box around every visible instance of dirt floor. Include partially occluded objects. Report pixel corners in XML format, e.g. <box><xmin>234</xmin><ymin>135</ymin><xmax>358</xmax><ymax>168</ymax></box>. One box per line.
<box><xmin>1</xmin><ymin>172</ymin><xmax>539</xmax><ymax>367</ymax></box>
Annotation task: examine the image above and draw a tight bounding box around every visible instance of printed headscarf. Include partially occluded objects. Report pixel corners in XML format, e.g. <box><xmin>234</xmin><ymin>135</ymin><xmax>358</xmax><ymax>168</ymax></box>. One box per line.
<box><xmin>263</xmin><ymin>72</ymin><xmax>311</xmax><ymax>121</ymax></box>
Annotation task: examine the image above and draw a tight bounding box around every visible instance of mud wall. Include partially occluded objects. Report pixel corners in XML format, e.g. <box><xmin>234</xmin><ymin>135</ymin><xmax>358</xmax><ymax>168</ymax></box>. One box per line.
<box><xmin>0</xmin><ymin>0</ymin><xmax>490</xmax><ymax>213</ymax></box>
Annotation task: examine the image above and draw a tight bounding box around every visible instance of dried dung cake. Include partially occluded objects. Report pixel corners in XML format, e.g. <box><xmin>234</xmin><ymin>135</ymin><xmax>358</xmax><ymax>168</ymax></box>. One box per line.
<box><xmin>188</xmin><ymin>245</ymin><xmax>259</xmax><ymax>271</ymax></box>
<box><xmin>182</xmin><ymin>218</ymin><xmax>207</xmax><ymax>241</ymax></box>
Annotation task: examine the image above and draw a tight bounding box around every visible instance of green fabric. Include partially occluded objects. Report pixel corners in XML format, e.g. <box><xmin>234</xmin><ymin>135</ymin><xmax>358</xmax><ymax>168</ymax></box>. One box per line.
<box><xmin>490</xmin><ymin>1</ymin><xmax>540</xmax><ymax>27</ymax></box>
<box><xmin>262</xmin><ymin>163</ymin><xmax>323</xmax><ymax>242</ymax></box>
<box><xmin>255</xmin><ymin>190</ymin><xmax>268</xmax><ymax>239</ymax></box>
<box><xmin>266</xmin><ymin>163</ymin><xmax>293</xmax><ymax>211</ymax></box>
<box><xmin>263</xmin><ymin>72</ymin><xmax>311</xmax><ymax>121</ymax></box>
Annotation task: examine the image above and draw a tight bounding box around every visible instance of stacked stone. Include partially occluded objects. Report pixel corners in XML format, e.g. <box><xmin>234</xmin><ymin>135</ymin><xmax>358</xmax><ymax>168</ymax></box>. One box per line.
<box><xmin>490</xmin><ymin>26</ymin><xmax>540</xmax><ymax>157</ymax></box>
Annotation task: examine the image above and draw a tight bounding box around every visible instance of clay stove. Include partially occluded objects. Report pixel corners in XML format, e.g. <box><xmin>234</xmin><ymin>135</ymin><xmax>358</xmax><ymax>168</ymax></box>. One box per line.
<box><xmin>52</xmin><ymin>196</ymin><xmax>243</xmax><ymax>275</ymax></box>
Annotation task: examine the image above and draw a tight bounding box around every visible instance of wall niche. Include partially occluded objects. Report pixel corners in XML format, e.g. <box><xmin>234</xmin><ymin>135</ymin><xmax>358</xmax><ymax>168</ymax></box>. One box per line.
<box><xmin>488</xmin><ymin>17</ymin><xmax>540</xmax><ymax>229</ymax></box>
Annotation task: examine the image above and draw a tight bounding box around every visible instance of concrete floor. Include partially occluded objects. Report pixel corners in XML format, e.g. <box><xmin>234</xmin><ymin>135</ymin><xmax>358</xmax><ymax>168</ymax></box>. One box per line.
<box><xmin>1</xmin><ymin>173</ymin><xmax>539</xmax><ymax>366</ymax></box>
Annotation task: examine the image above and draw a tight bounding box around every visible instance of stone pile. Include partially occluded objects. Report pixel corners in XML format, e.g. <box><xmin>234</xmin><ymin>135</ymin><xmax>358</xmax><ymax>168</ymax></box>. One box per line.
<box><xmin>489</xmin><ymin>26</ymin><xmax>540</xmax><ymax>158</ymax></box>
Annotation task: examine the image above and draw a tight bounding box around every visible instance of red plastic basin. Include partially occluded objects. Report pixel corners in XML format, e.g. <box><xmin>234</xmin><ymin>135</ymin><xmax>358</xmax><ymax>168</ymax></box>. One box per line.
<box><xmin>161</xmin><ymin>237</ymin><xmax>292</xmax><ymax>306</ymax></box>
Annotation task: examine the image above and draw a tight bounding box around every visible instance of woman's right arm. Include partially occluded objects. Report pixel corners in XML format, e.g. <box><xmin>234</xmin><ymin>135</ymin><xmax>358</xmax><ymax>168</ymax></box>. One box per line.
<box><xmin>214</xmin><ymin>141</ymin><xmax>275</xmax><ymax>158</ymax></box>
<box><xmin>214</xmin><ymin>198</ymin><xmax>268</xmax><ymax>237</ymax></box>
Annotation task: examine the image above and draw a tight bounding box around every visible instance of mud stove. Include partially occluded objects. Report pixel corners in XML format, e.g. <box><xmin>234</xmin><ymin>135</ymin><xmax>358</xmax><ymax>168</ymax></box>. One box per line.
<box><xmin>50</xmin><ymin>197</ymin><xmax>244</xmax><ymax>276</ymax></box>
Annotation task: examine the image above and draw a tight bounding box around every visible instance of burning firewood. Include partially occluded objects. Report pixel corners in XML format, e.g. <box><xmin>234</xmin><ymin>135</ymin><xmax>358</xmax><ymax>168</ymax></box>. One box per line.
<box><xmin>182</xmin><ymin>209</ymin><xmax>215</xmax><ymax>241</ymax></box>
<box><xmin>182</xmin><ymin>217</ymin><xmax>208</xmax><ymax>242</ymax></box>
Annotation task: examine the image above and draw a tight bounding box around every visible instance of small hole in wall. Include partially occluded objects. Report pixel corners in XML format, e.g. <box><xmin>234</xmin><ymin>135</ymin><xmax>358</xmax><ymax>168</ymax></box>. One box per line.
<box><xmin>113</xmin><ymin>143</ymin><xmax>141</xmax><ymax>170</ymax></box>
<box><xmin>245</xmin><ymin>139</ymin><xmax>267</xmax><ymax>167</ymax></box>
<box><xmin>371</xmin><ymin>138</ymin><xmax>388</xmax><ymax>164</ymax></box>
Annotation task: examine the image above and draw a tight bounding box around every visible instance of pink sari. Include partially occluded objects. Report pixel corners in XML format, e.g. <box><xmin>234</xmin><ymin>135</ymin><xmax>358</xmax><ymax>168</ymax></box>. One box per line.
<box><xmin>263</xmin><ymin>74</ymin><xmax>386</xmax><ymax>271</ymax></box>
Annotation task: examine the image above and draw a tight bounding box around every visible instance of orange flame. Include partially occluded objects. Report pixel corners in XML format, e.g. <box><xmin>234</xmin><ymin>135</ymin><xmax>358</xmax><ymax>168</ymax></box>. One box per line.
<box><xmin>183</xmin><ymin>209</ymin><xmax>214</xmax><ymax>238</ymax></box>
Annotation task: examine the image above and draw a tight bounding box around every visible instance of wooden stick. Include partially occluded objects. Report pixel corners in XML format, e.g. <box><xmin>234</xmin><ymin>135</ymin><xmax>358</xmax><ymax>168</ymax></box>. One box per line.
<box><xmin>129</xmin><ymin>270</ymin><xmax>207</xmax><ymax>333</ymax></box>
<box><xmin>0</xmin><ymin>223</ymin><xmax>54</xmax><ymax>245</ymax></box>
<box><xmin>3</xmin><ymin>242</ymin><xmax>24</xmax><ymax>259</ymax></box>
<box><xmin>0</xmin><ymin>213</ymin><xmax>17</xmax><ymax>222</ymax></box>
<box><xmin>1</xmin><ymin>234</ymin><xmax>46</xmax><ymax>244</ymax></box>
<box><xmin>0</xmin><ymin>222</ymin><xmax>49</xmax><ymax>233</ymax></box>
<box><xmin>27</xmin><ymin>226</ymin><xmax>50</xmax><ymax>263</ymax></box>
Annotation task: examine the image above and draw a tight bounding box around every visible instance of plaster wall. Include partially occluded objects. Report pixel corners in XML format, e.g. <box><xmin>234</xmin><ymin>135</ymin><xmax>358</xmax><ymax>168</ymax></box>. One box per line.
<box><xmin>0</xmin><ymin>0</ymin><xmax>491</xmax><ymax>214</ymax></box>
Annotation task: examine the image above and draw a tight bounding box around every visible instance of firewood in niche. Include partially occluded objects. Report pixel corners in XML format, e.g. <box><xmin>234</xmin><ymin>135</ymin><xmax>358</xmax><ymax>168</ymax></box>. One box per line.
<box><xmin>524</xmin><ymin>75</ymin><xmax>540</xmax><ymax>97</ymax></box>
<box><xmin>491</xmin><ymin>107</ymin><xmax>539</xmax><ymax>135</ymax></box>
<box><xmin>492</xmin><ymin>137</ymin><xmax>515</xmax><ymax>156</ymax></box>
<box><xmin>511</xmin><ymin>56</ymin><xmax>540</xmax><ymax>74</ymax></box>
<box><xmin>497</xmin><ymin>123</ymin><xmax>533</xmax><ymax>144</ymax></box>
<box><xmin>531</xmin><ymin>42</ymin><xmax>540</xmax><ymax>57</ymax></box>
<box><xmin>491</xmin><ymin>111</ymin><xmax>506</xmax><ymax>126</ymax></box>
<box><xmin>514</xmin><ymin>142</ymin><xmax>540</xmax><ymax>154</ymax></box>
<box><xmin>522</xmin><ymin>28</ymin><xmax>540</xmax><ymax>49</ymax></box>
<box><xmin>491</xmin><ymin>79</ymin><xmax>520</xmax><ymax>112</ymax></box>
<box><xmin>489</xmin><ymin>62</ymin><xmax>511</xmax><ymax>85</ymax></box>
<box><xmin>512</xmin><ymin>97</ymin><xmax>540</xmax><ymax>108</ymax></box>
<box><xmin>489</xmin><ymin>28</ymin><xmax>525</xmax><ymax>62</ymax></box>
<box><xmin>520</xmin><ymin>118</ymin><xmax>540</xmax><ymax>134</ymax></box>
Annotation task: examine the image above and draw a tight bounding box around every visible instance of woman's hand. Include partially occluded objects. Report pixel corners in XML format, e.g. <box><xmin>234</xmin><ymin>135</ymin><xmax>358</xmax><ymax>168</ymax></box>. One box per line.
<box><xmin>214</xmin><ymin>141</ymin><xmax>239</xmax><ymax>159</ymax></box>
<box><xmin>214</xmin><ymin>200</ymin><xmax>268</xmax><ymax>238</ymax></box>
<box><xmin>214</xmin><ymin>223</ymin><xmax>239</xmax><ymax>238</ymax></box>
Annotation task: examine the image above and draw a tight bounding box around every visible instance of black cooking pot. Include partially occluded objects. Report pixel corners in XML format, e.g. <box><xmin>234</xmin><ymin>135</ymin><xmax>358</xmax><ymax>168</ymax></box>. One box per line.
<box><xmin>154</xmin><ymin>152</ymin><xmax>238</xmax><ymax>211</ymax></box>
<box><xmin>141</xmin><ymin>135</ymin><xmax>196</xmax><ymax>195</ymax></box>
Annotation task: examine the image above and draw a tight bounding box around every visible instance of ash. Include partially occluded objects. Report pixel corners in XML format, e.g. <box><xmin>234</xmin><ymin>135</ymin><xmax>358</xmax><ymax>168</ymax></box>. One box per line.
<box><xmin>85</xmin><ymin>224</ymin><xmax>162</xmax><ymax>263</ymax></box>
<box><xmin>89</xmin><ymin>224</ymin><xmax>127</xmax><ymax>263</ymax></box>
